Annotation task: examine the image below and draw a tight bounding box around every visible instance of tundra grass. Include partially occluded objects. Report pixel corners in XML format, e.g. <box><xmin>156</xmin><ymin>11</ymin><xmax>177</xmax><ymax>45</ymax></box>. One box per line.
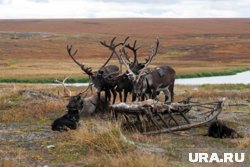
<box><xmin>0</xmin><ymin>77</ymin><xmax>89</xmax><ymax>84</ymax></box>
<box><xmin>176</xmin><ymin>68</ymin><xmax>250</xmax><ymax>79</ymax></box>
<box><xmin>0</xmin><ymin>84</ymin><xmax>249</xmax><ymax>166</ymax></box>
<box><xmin>200</xmin><ymin>84</ymin><xmax>250</xmax><ymax>90</ymax></box>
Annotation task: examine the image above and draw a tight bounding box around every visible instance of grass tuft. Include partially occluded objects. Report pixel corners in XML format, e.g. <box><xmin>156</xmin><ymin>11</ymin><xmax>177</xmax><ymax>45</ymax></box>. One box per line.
<box><xmin>236</xmin><ymin>137</ymin><xmax>250</xmax><ymax>149</ymax></box>
<box><xmin>67</xmin><ymin>120</ymin><xmax>168</xmax><ymax>166</ymax></box>
<box><xmin>69</xmin><ymin>121</ymin><xmax>132</xmax><ymax>154</ymax></box>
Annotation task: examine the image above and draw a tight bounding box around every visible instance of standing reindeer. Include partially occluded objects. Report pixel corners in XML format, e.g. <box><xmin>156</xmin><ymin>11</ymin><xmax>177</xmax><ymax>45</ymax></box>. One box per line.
<box><xmin>115</xmin><ymin>38</ymin><xmax>160</xmax><ymax>102</ymax></box>
<box><xmin>120</xmin><ymin>39</ymin><xmax>176</xmax><ymax>103</ymax></box>
<box><xmin>115</xmin><ymin>73</ymin><xmax>135</xmax><ymax>102</ymax></box>
<box><xmin>66</xmin><ymin>37</ymin><xmax>128</xmax><ymax>104</ymax></box>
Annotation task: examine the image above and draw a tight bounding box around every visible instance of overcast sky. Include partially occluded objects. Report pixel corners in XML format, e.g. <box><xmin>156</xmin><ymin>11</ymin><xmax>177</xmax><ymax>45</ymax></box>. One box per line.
<box><xmin>0</xmin><ymin>0</ymin><xmax>249</xmax><ymax>19</ymax></box>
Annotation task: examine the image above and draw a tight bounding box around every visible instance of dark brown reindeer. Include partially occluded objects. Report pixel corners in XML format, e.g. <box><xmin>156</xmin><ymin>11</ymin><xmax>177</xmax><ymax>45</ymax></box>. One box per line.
<box><xmin>115</xmin><ymin>73</ymin><xmax>136</xmax><ymax>102</ymax></box>
<box><xmin>120</xmin><ymin>39</ymin><xmax>176</xmax><ymax>103</ymax></box>
<box><xmin>66</xmin><ymin>37</ymin><xmax>128</xmax><ymax>104</ymax></box>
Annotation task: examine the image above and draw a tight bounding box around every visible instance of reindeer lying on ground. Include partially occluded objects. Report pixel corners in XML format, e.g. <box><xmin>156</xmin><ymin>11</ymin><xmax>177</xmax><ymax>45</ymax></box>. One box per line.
<box><xmin>52</xmin><ymin>76</ymin><xmax>110</xmax><ymax>131</ymax></box>
<box><xmin>51</xmin><ymin>97</ymin><xmax>82</xmax><ymax>131</ymax></box>
<box><xmin>68</xmin><ymin>92</ymin><xmax>110</xmax><ymax>117</ymax></box>
<box><xmin>208</xmin><ymin>121</ymin><xmax>243</xmax><ymax>139</ymax></box>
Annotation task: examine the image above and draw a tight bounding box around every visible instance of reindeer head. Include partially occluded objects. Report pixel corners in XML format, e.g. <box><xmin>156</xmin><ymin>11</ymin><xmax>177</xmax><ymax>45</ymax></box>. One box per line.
<box><xmin>90</xmin><ymin>71</ymin><xmax>105</xmax><ymax>93</ymax></box>
<box><xmin>132</xmin><ymin>76</ymin><xmax>148</xmax><ymax>96</ymax></box>
<box><xmin>66</xmin><ymin>37</ymin><xmax>129</xmax><ymax>93</ymax></box>
<box><xmin>67</xmin><ymin>95</ymin><xmax>84</xmax><ymax>111</ymax></box>
<box><xmin>55</xmin><ymin>75</ymin><xmax>90</xmax><ymax>113</ymax></box>
<box><xmin>119</xmin><ymin>38</ymin><xmax>159</xmax><ymax>97</ymax></box>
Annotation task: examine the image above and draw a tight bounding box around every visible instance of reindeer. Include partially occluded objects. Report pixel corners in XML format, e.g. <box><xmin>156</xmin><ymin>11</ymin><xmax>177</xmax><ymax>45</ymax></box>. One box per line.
<box><xmin>55</xmin><ymin>76</ymin><xmax>110</xmax><ymax>118</ymax></box>
<box><xmin>66</xmin><ymin>37</ymin><xmax>128</xmax><ymax>104</ymax></box>
<box><xmin>115</xmin><ymin>38</ymin><xmax>160</xmax><ymax>102</ymax></box>
<box><xmin>120</xmin><ymin>39</ymin><xmax>176</xmax><ymax>103</ymax></box>
<box><xmin>208</xmin><ymin>121</ymin><xmax>243</xmax><ymax>139</ymax></box>
<box><xmin>115</xmin><ymin>73</ymin><xmax>135</xmax><ymax>102</ymax></box>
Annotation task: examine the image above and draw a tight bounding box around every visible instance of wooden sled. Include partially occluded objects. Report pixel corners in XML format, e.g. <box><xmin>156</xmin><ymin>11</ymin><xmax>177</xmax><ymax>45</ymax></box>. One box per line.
<box><xmin>111</xmin><ymin>98</ymin><xmax>225</xmax><ymax>135</ymax></box>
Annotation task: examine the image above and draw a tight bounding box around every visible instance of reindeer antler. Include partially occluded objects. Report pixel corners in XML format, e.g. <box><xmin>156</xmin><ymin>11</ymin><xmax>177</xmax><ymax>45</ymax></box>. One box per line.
<box><xmin>100</xmin><ymin>37</ymin><xmax>130</xmax><ymax>73</ymax></box>
<box><xmin>55</xmin><ymin>74</ymin><xmax>91</xmax><ymax>98</ymax></box>
<box><xmin>124</xmin><ymin>40</ymin><xmax>140</xmax><ymax>67</ymax></box>
<box><xmin>66</xmin><ymin>45</ymin><xmax>93</xmax><ymax>76</ymax></box>
<box><xmin>54</xmin><ymin>74</ymin><xmax>72</xmax><ymax>97</ymax></box>
<box><xmin>142</xmin><ymin>38</ymin><xmax>159</xmax><ymax>69</ymax></box>
<box><xmin>121</xmin><ymin>38</ymin><xmax>160</xmax><ymax>82</ymax></box>
<box><xmin>135</xmin><ymin>38</ymin><xmax>159</xmax><ymax>81</ymax></box>
<box><xmin>119</xmin><ymin>47</ymin><xmax>137</xmax><ymax>80</ymax></box>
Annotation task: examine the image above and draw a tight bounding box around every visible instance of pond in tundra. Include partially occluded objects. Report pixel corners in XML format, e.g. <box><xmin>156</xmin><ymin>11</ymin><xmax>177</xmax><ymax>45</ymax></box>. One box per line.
<box><xmin>175</xmin><ymin>71</ymin><xmax>250</xmax><ymax>85</ymax></box>
<box><xmin>63</xmin><ymin>71</ymin><xmax>250</xmax><ymax>87</ymax></box>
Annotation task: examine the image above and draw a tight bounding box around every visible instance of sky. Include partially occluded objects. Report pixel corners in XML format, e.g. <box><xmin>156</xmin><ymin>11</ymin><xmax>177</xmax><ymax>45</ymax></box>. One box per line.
<box><xmin>0</xmin><ymin>0</ymin><xmax>249</xmax><ymax>19</ymax></box>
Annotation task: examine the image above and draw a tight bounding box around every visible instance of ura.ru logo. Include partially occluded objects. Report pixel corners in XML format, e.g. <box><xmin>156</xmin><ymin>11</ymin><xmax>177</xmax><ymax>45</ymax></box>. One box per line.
<box><xmin>189</xmin><ymin>153</ymin><xmax>245</xmax><ymax>163</ymax></box>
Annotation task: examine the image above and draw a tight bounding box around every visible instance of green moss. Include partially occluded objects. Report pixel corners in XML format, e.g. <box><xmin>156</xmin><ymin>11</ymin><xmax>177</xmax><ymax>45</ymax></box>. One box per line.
<box><xmin>0</xmin><ymin>77</ymin><xmax>89</xmax><ymax>83</ymax></box>
<box><xmin>176</xmin><ymin>68</ymin><xmax>250</xmax><ymax>79</ymax></box>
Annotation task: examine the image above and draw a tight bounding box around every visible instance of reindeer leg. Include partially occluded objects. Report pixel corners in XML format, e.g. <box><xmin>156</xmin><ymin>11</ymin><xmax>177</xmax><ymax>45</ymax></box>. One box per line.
<box><xmin>141</xmin><ymin>94</ymin><xmax>145</xmax><ymax>101</ymax></box>
<box><xmin>119</xmin><ymin>91</ymin><xmax>123</xmax><ymax>102</ymax></box>
<box><xmin>152</xmin><ymin>89</ymin><xmax>157</xmax><ymax>99</ymax></box>
<box><xmin>163</xmin><ymin>89</ymin><xmax>170</xmax><ymax>103</ymax></box>
<box><xmin>124</xmin><ymin>90</ymin><xmax>128</xmax><ymax>103</ymax></box>
<box><xmin>111</xmin><ymin>88</ymin><xmax>117</xmax><ymax>104</ymax></box>
<box><xmin>132</xmin><ymin>93</ymin><xmax>137</xmax><ymax>102</ymax></box>
<box><xmin>105</xmin><ymin>90</ymin><xmax>111</xmax><ymax>102</ymax></box>
<box><xmin>108</xmin><ymin>90</ymin><xmax>111</xmax><ymax>101</ymax></box>
<box><xmin>98</xmin><ymin>92</ymin><xmax>101</xmax><ymax>102</ymax></box>
<box><xmin>170</xmin><ymin>83</ymin><xmax>175</xmax><ymax>102</ymax></box>
<box><xmin>104</xmin><ymin>91</ymin><xmax>108</xmax><ymax>102</ymax></box>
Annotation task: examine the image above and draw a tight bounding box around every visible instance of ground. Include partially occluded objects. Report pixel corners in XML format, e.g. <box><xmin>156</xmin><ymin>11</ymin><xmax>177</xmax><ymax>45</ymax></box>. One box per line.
<box><xmin>0</xmin><ymin>84</ymin><xmax>249</xmax><ymax>166</ymax></box>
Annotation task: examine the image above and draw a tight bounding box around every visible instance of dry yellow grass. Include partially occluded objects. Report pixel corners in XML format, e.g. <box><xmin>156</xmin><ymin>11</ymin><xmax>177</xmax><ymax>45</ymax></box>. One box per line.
<box><xmin>69</xmin><ymin>120</ymin><xmax>131</xmax><ymax>154</ymax></box>
<box><xmin>173</xmin><ymin>85</ymin><xmax>250</xmax><ymax>103</ymax></box>
<box><xmin>0</xmin><ymin>100</ymin><xmax>64</xmax><ymax>122</ymax></box>
<box><xmin>0</xmin><ymin>160</ymin><xmax>16</xmax><ymax>167</ymax></box>
<box><xmin>236</xmin><ymin>137</ymin><xmax>250</xmax><ymax>149</ymax></box>
<box><xmin>67</xmin><ymin>119</ymin><xmax>168</xmax><ymax>167</ymax></box>
<box><xmin>0</xmin><ymin>85</ymin><xmax>66</xmax><ymax>122</ymax></box>
<box><xmin>85</xmin><ymin>150</ymin><xmax>168</xmax><ymax>167</ymax></box>
<box><xmin>0</xmin><ymin>94</ymin><xmax>8</xmax><ymax>110</ymax></box>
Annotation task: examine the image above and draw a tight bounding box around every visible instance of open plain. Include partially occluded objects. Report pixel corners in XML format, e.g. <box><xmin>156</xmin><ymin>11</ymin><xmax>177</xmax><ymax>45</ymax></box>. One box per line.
<box><xmin>0</xmin><ymin>19</ymin><xmax>250</xmax><ymax>80</ymax></box>
<box><xmin>0</xmin><ymin>19</ymin><xmax>250</xmax><ymax>166</ymax></box>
